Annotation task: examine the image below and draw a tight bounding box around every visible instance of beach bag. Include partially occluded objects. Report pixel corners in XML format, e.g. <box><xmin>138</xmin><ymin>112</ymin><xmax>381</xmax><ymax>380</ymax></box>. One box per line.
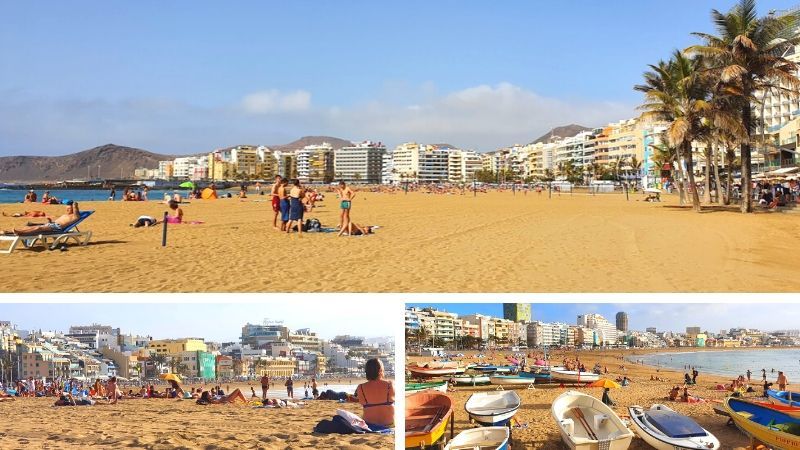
<box><xmin>313</xmin><ymin>415</ymin><xmax>365</xmax><ymax>434</ymax></box>
<box><xmin>305</xmin><ymin>218</ymin><xmax>322</xmax><ymax>232</ymax></box>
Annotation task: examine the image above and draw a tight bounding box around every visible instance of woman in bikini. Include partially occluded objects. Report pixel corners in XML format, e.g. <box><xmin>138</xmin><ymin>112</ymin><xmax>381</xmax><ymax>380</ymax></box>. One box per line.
<box><xmin>355</xmin><ymin>358</ymin><xmax>394</xmax><ymax>430</ymax></box>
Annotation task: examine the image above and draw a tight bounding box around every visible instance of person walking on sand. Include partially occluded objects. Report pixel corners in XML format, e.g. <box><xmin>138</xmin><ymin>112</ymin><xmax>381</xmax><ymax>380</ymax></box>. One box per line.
<box><xmin>285</xmin><ymin>378</ymin><xmax>294</xmax><ymax>399</ymax></box>
<box><xmin>260</xmin><ymin>374</ymin><xmax>270</xmax><ymax>400</ymax></box>
<box><xmin>746</xmin><ymin>369</ymin><xmax>751</xmax><ymax>382</ymax></box>
<box><xmin>336</xmin><ymin>181</ymin><xmax>355</xmax><ymax>230</ymax></box>
<box><xmin>778</xmin><ymin>371</ymin><xmax>789</xmax><ymax>391</ymax></box>
<box><xmin>692</xmin><ymin>368</ymin><xmax>698</xmax><ymax>384</ymax></box>
<box><xmin>763</xmin><ymin>368</ymin><xmax>767</xmax><ymax>382</ymax></box>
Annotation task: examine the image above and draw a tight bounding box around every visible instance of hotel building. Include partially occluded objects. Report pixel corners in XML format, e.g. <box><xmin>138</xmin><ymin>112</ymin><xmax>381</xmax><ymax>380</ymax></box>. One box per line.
<box><xmin>334</xmin><ymin>141</ymin><xmax>386</xmax><ymax>184</ymax></box>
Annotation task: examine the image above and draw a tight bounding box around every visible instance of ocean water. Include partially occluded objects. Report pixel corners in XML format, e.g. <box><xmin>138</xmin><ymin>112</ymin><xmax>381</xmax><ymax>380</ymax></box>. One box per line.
<box><xmin>635</xmin><ymin>349</ymin><xmax>800</xmax><ymax>381</ymax></box>
<box><xmin>0</xmin><ymin>189</ymin><xmax>190</xmax><ymax>204</ymax></box>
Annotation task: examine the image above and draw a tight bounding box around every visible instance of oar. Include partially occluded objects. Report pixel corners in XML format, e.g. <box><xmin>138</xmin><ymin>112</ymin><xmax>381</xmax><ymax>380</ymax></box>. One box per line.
<box><xmin>571</xmin><ymin>408</ymin><xmax>598</xmax><ymax>441</ymax></box>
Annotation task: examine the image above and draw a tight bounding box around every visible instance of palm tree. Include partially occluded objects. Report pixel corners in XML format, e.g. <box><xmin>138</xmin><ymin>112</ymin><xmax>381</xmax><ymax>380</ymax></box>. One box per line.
<box><xmin>628</xmin><ymin>155</ymin><xmax>643</xmax><ymax>187</ymax></box>
<box><xmin>688</xmin><ymin>0</ymin><xmax>800</xmax><ymax>212</ymax></box>
<box><xmin>636</xmin><ymin>51</ymin><xmax>711</xmax><ymax>212</ymax></box>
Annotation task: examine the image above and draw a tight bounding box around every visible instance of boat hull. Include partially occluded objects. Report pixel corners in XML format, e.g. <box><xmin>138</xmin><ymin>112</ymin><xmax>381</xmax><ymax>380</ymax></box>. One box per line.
<box><xmin>444</xmin><ymin>427</ymin><xmax>509</xmax><ymax>450</ymax></box>
<box><xmin>465</xmin><ymin>391</ymin><xmax>521</xmax><ymax>427</ymax></box>
<box><xmin>551</xmin><ymin>390</ymin><xmax>634</xmax><ymax>450</ymax></box>
<box><xmin>452</xmin><ymin>375</ymin><xmax>491</xmax><ymax>385</ymax></box>
<box><xmin>724</xmin><ymin>397</ymin><xmax>800</xmax><ymax>450</ymax></box>
<box><xmin>489</xmin><ymin>375</ymin><xmax>536</xmax><ymax>387</ymax></box>
<box><xmin>551</xmin><ymin>371</ymin><xmax>601</xmax><ymax>383</ymax></box>
<box><xmin>628</xmin><ymin>404</ymin><xmax>719</xmax><ymax>450</ymax></box>
<box><xmin>405</xmin><ymin>381</ymin><xmax>449</xmax><ymax>395</ymax></box>
<box><xmin>406</xmin><ymin>392</ymin><xmax>454</xmax><ymax>448</ymax></box>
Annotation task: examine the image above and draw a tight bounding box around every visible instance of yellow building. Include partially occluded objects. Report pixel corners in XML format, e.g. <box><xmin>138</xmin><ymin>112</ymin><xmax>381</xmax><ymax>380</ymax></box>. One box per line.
<box><xmin>147</xmin><ymin>338</ymin><xmax>207</xmax><ymax>356</ymax></box>
<box><xmin>253</xmin><ymin>356</ymin><xmax>296</xmax><ymax>377</ymax></box>
<box><xmin>207</xmin><ymin>154</ymin><xmax>236</xmax><ymax>181</ymax></box>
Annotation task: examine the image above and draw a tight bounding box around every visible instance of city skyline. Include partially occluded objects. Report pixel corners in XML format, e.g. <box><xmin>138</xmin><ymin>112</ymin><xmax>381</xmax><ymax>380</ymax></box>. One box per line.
<box><xmin>0</xmin><ymin>303</ymin><xmax>393</xmax><ymax>342</ymax></box>
<box><xmin>1</xmin><ymin>0</ymin><xmax>790</xmax><ymax>155</ymax></box>
<box><xmin>406</xmin><ymin>303</ymin><xmax>800</xmax><ymax>333</ymax></box>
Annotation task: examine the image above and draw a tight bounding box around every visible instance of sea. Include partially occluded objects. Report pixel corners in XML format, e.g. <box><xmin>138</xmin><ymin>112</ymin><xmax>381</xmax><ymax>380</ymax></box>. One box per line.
<box><xmin>0</xmin><ymin>188</ymin><xmax>193</xmax><ymax>204</ymax></box>
<box><xmin>634</xmin><ymin>348</ymin><xmax>800</xmax><ymax>380</ymax></box>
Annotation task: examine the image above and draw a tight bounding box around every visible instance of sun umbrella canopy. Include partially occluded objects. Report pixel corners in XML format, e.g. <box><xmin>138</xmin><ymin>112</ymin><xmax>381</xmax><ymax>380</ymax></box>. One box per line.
<box><xmin>159</xmin><ymin>373</ymin><xmax>182</xmax><ymax>383</ymax></box>
<box><xmin>179</xmin><ymin>181</ymin><xmax>195</xmax><ymax>189</ymax></box>
<box><xmin>587</xmin><ymin>379</ymin><xmax>621</xmax><ymax>389</ymax></box>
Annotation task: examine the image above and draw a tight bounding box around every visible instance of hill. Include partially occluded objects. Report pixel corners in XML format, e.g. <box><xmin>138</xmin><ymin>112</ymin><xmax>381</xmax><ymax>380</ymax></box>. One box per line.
<box><xmin>532</xmin><ymin>124</ymin><xmax>592</xmax><ymax>144</ymax></box>
<box><xmin>0</xmin><ymin>144</ymin><xmax>174</xmax><ymax>182</ymax></box>
<box><xmin>270</xmin><ymin>135</ymin><xmax>353</xmax><ymax>152</ymax></box>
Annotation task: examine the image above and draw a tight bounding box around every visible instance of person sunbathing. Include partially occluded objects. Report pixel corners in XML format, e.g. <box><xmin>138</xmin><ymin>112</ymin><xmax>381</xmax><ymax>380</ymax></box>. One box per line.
<box><xmin>2</xmin><ymin>210</ymin><xmax>47</xmax><ymax>218</ymax></box>
<box><xmin>337</xmin><ymin>222</ymin><xmax>376</xmax><ymax>237</ymax></box>
<box><xmin>2</xmin><ymin>202</ymin><xmax>81</xmax><ymax>235</ymax></box>
<box><xmin>196</xmin><ymin>388</ymin><xmax>247</xmax><ymax>405</ymax></box>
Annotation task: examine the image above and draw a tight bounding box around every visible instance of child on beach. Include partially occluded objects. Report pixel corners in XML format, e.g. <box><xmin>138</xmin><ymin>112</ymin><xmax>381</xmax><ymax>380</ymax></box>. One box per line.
<box><xmin>107</xmin><ymin>377</ymin><xmax>118</xmax><ymax>404</ymax></box>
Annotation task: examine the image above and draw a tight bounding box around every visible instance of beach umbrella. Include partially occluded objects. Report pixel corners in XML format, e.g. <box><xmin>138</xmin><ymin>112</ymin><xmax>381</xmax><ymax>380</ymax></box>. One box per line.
<box><xmin>179</xmin><ymin>181</ymin><xmax>195</xmax><ymax>189</ymax></box>
<box><xmin>587</xmin><ymin>379</ymin><xmax>621</xmax><ymax>389</ymax></box>
<box><xmin>159</xmin><ymin>373</ymin><xmax>182</xmax><ymax>384</ymax></box>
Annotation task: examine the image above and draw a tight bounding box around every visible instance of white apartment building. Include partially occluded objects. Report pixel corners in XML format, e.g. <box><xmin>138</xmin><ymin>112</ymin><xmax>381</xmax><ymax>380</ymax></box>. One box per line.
<box><xmin>391</xmin><ymin>143</ymin><xmax>450</xmax><ymax>183</ymax></box>
<box><xmin>172</xmin><ymin>157</ymin><xmax>207</xmax><ymax>179</ymax></box>
<box><xmin>334</xmin><ymin>141</ymin><xmax>386</xmax><ymax>184</ymax></box>
<box><xmin>447</xmin><ymin>149</ymin><xmax>482</xmax><ymax>183</ymax></box>
<box><xmin>526</xmin><ymin>321</ymin><xmax>571</xmax><ymax>348</ymax></box>
<box><xmin>555</xmin><ymin>131</ymin><xmax>595</xmax><ymax>174</ymax></box>
<box><xmin>577</xmin><ymin>313</ymin><xmax>619</xmax><ymax>346</ymax></box>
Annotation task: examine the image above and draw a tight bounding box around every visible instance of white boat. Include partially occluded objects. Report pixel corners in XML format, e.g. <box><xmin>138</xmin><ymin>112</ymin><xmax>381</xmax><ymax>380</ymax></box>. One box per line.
<box><xmin>405</xmin><ymin>380</ymin><xmax>450</xmax><ymax>395</ymax></box>
<box><xmin>444</xmin><ymin>427</ymin><xmax>510</xmax><ymax>450</ymax></box>
<box><xmin>551</xmin><ymin>390</ymin><xmax>634</xmax><ymax>450</ymax></box>
<box><xmin>628</xmin><ymin>404</ymin><xmax>719</xmax><ymax>450</ymax></box>
<box><xmin>465</xmin><ymin>390</ymin><xmax>521</xmax><ymax>426</ymax></box>
<box><xmin>489</xmin><ymin>375</ymin><xmax>536</xmax><ymax>387</ymax></box>
<box><xmin>551</xmin><ymin>370</ymin><xmax>601</xmax><ymax>383</ymax></box>
<box><xmin>452</xmin><ymin>374</ymin><xmax>491</xmax><ymax>385</ymax></box>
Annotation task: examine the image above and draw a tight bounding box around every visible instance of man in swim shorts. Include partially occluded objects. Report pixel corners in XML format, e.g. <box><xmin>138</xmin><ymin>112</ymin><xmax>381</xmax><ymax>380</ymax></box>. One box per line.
<box><xmin>260</xmin><ymin>374</ymin><xmax>270</xmax><ymax>400</ymax></box>
<box><xmin>270</xmin><ymin>175</ymin><xmax>282</xmax><ymax>229</ymax></box>
<box><xmin>3</xmin><ymin>202</ymin><xmax>81</xmax><ymax>235</ymax></box>
<box><xmin>336</xmin><ymin>181</ymin><xmax>354</xmax><ymax>230</ymax></box>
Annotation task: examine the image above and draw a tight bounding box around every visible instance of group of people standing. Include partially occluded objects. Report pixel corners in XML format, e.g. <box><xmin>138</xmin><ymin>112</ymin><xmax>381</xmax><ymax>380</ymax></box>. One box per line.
<box><xmin>269</xmin><ymin>176</ymin><xmax>355</xmax><ymax>235</ymax></box>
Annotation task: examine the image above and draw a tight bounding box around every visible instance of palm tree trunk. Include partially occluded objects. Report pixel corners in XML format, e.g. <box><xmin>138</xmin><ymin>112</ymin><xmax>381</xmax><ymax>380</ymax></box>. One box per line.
<box><xmin>712</xmin><ymin>144</ymin><xmax>723</xmax><ymax>204</ymax></box>
<box><xmin>741</xmin><ymin>101</ymin><xmax>753</xmax><ymax>213</ymax></box>
<box><xmin>703</xmin><ymin>145</ymin><xmax>712</xmax><ymax>204</ymax></box>
<box><xmin>673</xmin><ymin>156</ymin><xmax>686</xmax><ymax>205</ymax></box>
<box><xmin>724</xmin><ymin>148</ymin><xmax>735</xmax><ymax>205</ymax></box>
<box><xmin>684</xmin><ymin>141</ymin><xmax>702</xmax><ymax>212</ymax></box>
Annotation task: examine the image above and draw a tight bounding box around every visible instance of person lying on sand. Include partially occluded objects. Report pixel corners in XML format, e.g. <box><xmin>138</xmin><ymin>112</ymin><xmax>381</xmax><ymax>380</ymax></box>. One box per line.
<box><xmin>337</xmin><ymin>222</ymin><xmax>376</xmax><ymax>237</ymax></box>
<box><xmin>132</xmin><ymin>215</ymin><xmax>158</xmax><ymax>227</ymax></box>
<box><xmin>2</xmin><ymin>210</ymin><xmax>47</xmax><ymax>218</ymax></box>
<box><xmin>2</xmin><ymin>202</ymin><xmax>81</xmax><ymax>236</ymax></box>
<box><xmin>196</xmin><ymin>388</ymin><xmax>247</xmax><ymax>405</ymax></box>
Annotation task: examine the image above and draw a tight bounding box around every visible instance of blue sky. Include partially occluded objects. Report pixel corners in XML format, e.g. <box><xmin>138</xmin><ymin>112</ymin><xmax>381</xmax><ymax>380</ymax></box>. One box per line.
<box><xmin>0</xmin><ymin>0</ymin><xmax>791</xmax><ymax>155</ymax></box>
<box><xmin>0</xmin><ymin>302</ymin><xmax>394</xmax><ymax>342</ymax></box>
<box><xmin>406</xmin><ymin>303</ymin><xmax>800</xmax><ymax>333</ymax></box>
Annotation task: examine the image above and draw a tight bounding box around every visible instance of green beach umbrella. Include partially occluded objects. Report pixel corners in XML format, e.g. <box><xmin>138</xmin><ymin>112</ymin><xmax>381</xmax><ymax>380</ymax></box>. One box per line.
<box><xmin>179</xmin><ymin>181</ymin><xmax>195</xmax><ymax>189</ymax></box>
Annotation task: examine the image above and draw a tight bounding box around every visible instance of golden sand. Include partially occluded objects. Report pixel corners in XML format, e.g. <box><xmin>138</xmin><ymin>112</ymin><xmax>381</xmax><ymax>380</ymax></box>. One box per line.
<box><xmin>407</xmin><ymin>349</ymin><xmax>774</xmax><ymax>449</ymax></box>
<box><xmin>0</xmin><ymin>382</ymin><xmax>393</xmax><ymax>450</ymax></box>
<box><xmin>1</xmin><ymin>191</ymin><xmax>799</xmax><ymax>292</ymax></box>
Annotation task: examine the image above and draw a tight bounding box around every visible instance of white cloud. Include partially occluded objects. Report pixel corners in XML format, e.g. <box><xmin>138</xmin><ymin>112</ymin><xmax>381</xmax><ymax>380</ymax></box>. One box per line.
<box><xmin>239</xmin><ymin>89</ymin><xmax>311</xmax><ymax>114</ymax></box>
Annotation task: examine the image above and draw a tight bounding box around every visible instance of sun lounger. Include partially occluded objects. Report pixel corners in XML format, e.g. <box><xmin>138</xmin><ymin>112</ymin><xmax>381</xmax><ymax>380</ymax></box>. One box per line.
<box><xmin>0</xmin><ymin>210</ymin><xmax>94</xmax><ymax>254</ymax></box>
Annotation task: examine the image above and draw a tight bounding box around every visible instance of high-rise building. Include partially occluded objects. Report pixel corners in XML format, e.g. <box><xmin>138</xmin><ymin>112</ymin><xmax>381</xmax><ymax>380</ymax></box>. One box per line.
<box><xmin>391</xmin><ymin>143</ymin><xmax>449</xmax><ymax>183</ymax></box>
<box><xmin>297</xmin><ymin>143</ymin><xmax>334</xmax><ymax>183</ymax></box>
<box><xmin>334</xmin><ymin>141</ymin><xmax>385</xmax><ymax>184</ymax></box>
<box><xmin>503</xmin><ymin>304</ymin><xmax>531</xmax><ymax>323</ymax></box>
<box><xmin>615</xmin><ymin>312</ymin><xmax>628</xmax><ymax>332</ymax></box>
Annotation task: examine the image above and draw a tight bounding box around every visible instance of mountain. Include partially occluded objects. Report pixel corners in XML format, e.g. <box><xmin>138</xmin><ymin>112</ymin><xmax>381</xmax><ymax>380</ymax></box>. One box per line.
<box><xmin>270</xmin><ymin>135</ymin><xmax>353</xmax><ymax>152</ymax></box>
<box><xmin>0</xmin><ymin>144</ymin><xmax>174</xmax><ymax>182</ymax></box>
<box><xmin>532</xmin><ymin>124</ymin><xmax>592</xmax><ymax>144</ymax></box>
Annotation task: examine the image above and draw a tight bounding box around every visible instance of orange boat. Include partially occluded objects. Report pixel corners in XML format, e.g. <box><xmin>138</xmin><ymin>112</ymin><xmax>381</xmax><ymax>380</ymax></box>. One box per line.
<box><xmin>752</xmin><ymin>399</ymin><xmax>800</xmax><ymax>418</ymax></box>
<box><xmin>406</xmin><ymin>391</ymin><xmax>454</xmax><ymax>448</ymax></box>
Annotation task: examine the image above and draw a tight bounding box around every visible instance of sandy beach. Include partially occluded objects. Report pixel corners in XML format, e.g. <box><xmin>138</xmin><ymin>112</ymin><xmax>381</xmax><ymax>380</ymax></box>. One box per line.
<box><xmin>406</xmin><ymin>349</ymin><xmax>780</xmax><ymax>449</ymax></box>
<box><xmin>0</xmin><ymin>381</ymin><xmax>393</xmax><ymax>450</ymax></box>
<box><xmin>2</xmin><ymin>190</ymin><xmax>799</xmax><ymax>292</ymax></box>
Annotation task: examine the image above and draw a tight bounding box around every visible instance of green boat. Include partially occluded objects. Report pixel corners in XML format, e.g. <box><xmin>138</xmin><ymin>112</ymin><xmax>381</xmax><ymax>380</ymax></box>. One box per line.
<box><xmin>405</xmin><ymin>380</ymin><xmax>449</xmax><ymax>395</ymax></box>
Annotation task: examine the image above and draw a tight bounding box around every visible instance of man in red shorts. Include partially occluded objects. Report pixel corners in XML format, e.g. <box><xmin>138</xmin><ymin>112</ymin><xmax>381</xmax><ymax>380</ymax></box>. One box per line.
<box><xmin>270</xmin><ymin>175</ymin><xmax>283</xmax><ymax>229</ymax></box>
